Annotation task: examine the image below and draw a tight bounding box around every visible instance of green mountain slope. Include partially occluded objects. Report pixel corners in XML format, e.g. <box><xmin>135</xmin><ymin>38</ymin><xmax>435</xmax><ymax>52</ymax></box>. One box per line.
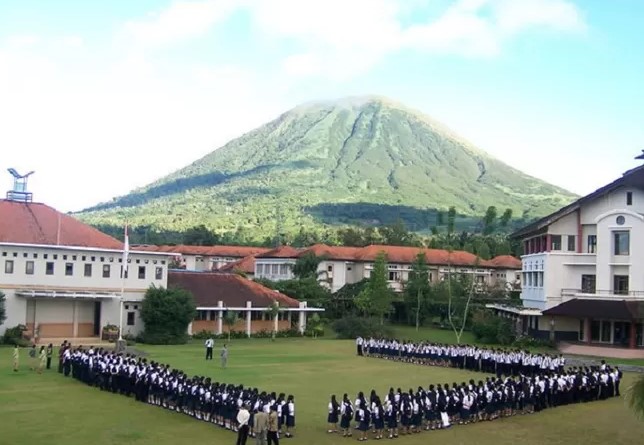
<box><xmin>78</xmin><ymin>96</ymin><xmax>577</xmax><ymax>238</ymax></box>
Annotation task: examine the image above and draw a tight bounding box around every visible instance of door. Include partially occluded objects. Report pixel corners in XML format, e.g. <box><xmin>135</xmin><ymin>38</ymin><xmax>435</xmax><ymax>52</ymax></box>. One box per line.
<box><xmin>613</xmin><ymin>321</ymin><xmax>629</xmax><ymax>346</ymax></box>
<box><xmin>93</xmin><ymin>301</ymin><xmax>101</xmax><ymax>336</ymax></box>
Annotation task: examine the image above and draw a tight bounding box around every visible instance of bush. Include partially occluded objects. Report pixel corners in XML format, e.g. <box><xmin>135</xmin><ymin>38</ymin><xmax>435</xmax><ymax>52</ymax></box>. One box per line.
<box><xmin>141</xmin><ymin>332</ymin><xmax>191</xmax><ymax>345</ymax></box>
<box><xmin>190</xmin><ymin>328</ymin><xmax>305</xmax><ymax>341</ymax></box>
<box><xmin>513</xmin><ymin>335</ymin><xmax>556</xmax><ymax>349</ymax></box>
<box><xmin>140</xmin><ymin>286</ymin><xmax>196</xmax><ymax>345</ymax></box>
<box><xmin>2</xmin><ymin>324</ymin><xmax>30</xmax><ymax>347</ymax></box>
<box><xmin>471</xmin><ymin>310</ymin><xmax>515</xmax><ymax>345</ymax></box>
<box><xmin>192</xmin><ymin>330</ymin><xmax>216</xmax><ymax>340</ymax></box>
<box><xmin>332</xmin><ymin>316</ymin><xmax>394</xmax><ymax>339</ymax></box>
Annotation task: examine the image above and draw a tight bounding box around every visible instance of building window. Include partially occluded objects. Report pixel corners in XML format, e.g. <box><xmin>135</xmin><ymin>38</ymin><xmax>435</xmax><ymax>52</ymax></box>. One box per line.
<box><xmin>550</xmin><ymin>235</ymin><xmax>562</xmax><ymax>251</ymax></box>
<box><xmin>155</xmin><ymin>266</ymin><xmax>163</xmax><ymax>280</ymax></box>
<box><xmin>581</xmin><ymin>274</ymin><xmax>596</xmax><ymax>294</ymax></box>
<box><xmin>613</xmin><ymin>231</ymin><xmax>630</xmax><ymax>255</ymax></box>
<box><xmin>327</xmin><ymin>265</ymin><xmax>333</xmax><ymax>272</ymax></box>
<box><xmin>388</xmin><ymin>271</ymin><xmax>400</xmax><ymax>281</ymax></box>
<box><xmin>25</xmin><ymin>260</ymin><xmax>34</xmax><ymax>275</ymax></box>
<box><xmin>63</xmin><ymin>255</ymin><xmax>67</xmax><ymax>260</ymax></box>
<box><xmin>271</xmin><ymin>264</ymin><xmax>279</xmax><ymax>275</ymax></box>
<box><xmin>279</xmin><ymin>264</ymin><xmax>289</xmax><ymax>275</ymax></box>
<box><xmin>5</xmin><ymin>260</ymin><xmax>14</xmax><ymax>274</ymax></box>
<box><xmin>46</xmin><ymin>262</ymin><xmax>54</xmax><ymax>275</ymax></box>
<box><xmin>102</xmin><ymin>264</ymin><xmax>111</xmax><ymax>278</ymax></box>
<box><xmin>121</xmin><ymin>266</ymin><xmax>128</xmax><ymax>279</ymax></box>
<box><xmin>613</xmin><ymin>275</ymin><xmax>629</xmax><ymax>295</ymax></box>
<box><xmin>579</xmin><ymin>319</ymin><xmax>585</xmax><ymax>341</ymax></box>
<box><xmin>127</xmin><ymin>312</ymin><xmax>135</xmax><ymax>326</ymax></box>
<box><xmin>84</xmin><ymin>263</ymin><xmax>92</xmax><ymax>277</ymax></box>
<box><xmin>138</xmin><ymin>266</ymin><xmax>146</xmax><ymax>279</ymax></box>
<box><xmin>627</xmin><ymin>191</ymin><xmax>633</xmax><ymax>205</ymax></box>
<box><xmin>567</xmin><ymin>235</ymin><xmax>576</xmax><ymax>252</ymax></box>
<box><xmin>65</xmin><ymin>263</ymin><xmax>74</xmax><ymax>276</ymax></box>
<box><xmin>587</xmin><ymin>235</ymin><xmax>597</xmax><ymax>253</ymax></box>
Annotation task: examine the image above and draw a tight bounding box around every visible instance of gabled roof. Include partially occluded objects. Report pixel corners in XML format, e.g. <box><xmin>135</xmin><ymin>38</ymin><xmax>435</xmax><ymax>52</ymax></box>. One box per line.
<box><xmin>168</xmin><ymin>271</ymin><xmax>300</xmax><ymax>308</ymax></box>
<box><xmin>0</xmin><ymin>199</ymin><xmax>123</xmax><ymax>249</ymax></box>
<box><xmin>543</xmin><ymin>298</ymin><xmax>644</xmax><ymax>320</ymax></box>
<box><xmin>511</xmin><ymin>164</ymin><xmax>644</xmax><ymax>239</ymax></box>
<box><xmin>133</xmin><ymin>244</ymin><xmax>270</xmax><ymax>257</ymax></box>
<box><xmin>486</xmin><ymin>255</ymin><xmax>522</xmax><ymax>270</ymax></box>
<box><xmin>299</xmin><ymin>244</ymin><xmax>363</xmax><ymax>261</ymax></box>
<box><xmin>255</xmin><ymin>245</ymin><xmax>303</xmax><ymax>258</ymax></box>
<box><xmin>217</xmin><ymin>255</ymin><xmax>257</xmax><ymax>274</ymax></box>
<box><xmin>355</xmin><ymin>245</ymin><xmax>484</xmax><ymax>267</ymax></box>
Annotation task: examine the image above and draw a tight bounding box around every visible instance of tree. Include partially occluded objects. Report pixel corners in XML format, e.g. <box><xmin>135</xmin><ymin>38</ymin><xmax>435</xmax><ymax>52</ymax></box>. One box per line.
<box><xmin>627</xmin><ymin>375</ymin><xmax>644</xmax><ymax>419</ymax></box>
<box><xmin>500</xmin><ymin>208</ymin><xmax>513</xmax><ymax>228</ymax></box>
<box><xmin>222</xmin><ymin>311</ymin><xmax>239</xmax><ymax>341</ymax></box>
<box><xmin>357</xmin><ymin>252</ymin><xmax>394</xmax><ymax>325</ymax></box>
<box><xmin>404</xmin><ymin>252</ymin><xmax>431</xmax><ymax>331</ymax></box>
<box><xmin>291</xmin><ymin>252</ymin><xmax>325</xmax><ymax>280</ymax></box>
<box><xmin>140</xmin><ymin>286</ymin><xmax>196</xmax><ymax>344</ymax></box>
<box><xmin>483</xmin><ymin>206</ymin><xmax>498</xmax><ymax>235</ymax></box>
<box><xmin>0</xmin><ymin>291</ymin><xmax>6</xmax><ymax>327</ymax></box>
<box><xmin>308</xmin><ymin>313</ymin><xmax>324</xmax><ymax>338</ymax></box>
<box><xmin>445</xmin><ymin>249</ymin><xmax>477</xmax><ymax>344</ymax></box>
<box><xmin>265</xmin><ymin>301</ymin><xmax>281</xmax><ymax>341</ymax></box>
<box><xmin>183</xmin><ymin>224</ymin><xmax>218</xmax><ymax>246</ymax></box>
<box><xmin>446</xmin><ymin>206</ymin><xmax>456</xmax><ymax>239</ymax></box>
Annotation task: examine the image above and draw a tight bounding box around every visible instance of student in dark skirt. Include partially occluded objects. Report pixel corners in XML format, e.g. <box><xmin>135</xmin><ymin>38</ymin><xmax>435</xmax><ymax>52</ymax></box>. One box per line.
<box><xmin>357</xmin><ymin>404</ymin><xmax>370</xmax><ymax>442</ymax></box>
<box><xmin>373</xmin><ymin>398</ymin><xmax>385</xmax><ymax>439</ymax></box>
<box><xmin>285</xmin><ymin>395</ymin><xmax>295</xmax><ymax>438</ymax></box>
<box><xmin>340</xmin><ymin>394</ymin><xmax>353</xmax><ymax>437</ymax></box>
<box><xmin>385</xmin><ymin>397</ymin><xmax>398</xmax><ymax>439</ymax></box>
<box><xmin>327</xmin><ymin>394</ymin><xmax>340</xmax><ymax>433</ymax></box>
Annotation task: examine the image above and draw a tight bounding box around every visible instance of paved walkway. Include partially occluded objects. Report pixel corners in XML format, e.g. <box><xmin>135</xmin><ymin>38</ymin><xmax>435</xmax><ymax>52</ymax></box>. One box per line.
<box><xmin>558</xmin><ymin>342</ymin><xmax>644</xmax><ymax>359</ymax></box>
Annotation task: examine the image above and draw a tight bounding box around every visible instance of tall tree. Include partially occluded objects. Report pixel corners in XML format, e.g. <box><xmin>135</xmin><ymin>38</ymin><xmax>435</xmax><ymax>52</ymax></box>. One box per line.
<box><xmin>264</xmin><ymin>302</ymin><xmax>282</xmax><ymax>341</ymax></box>
<box><xmin>357</xmin><ymin>251</ymin><xmax>394</xmax><ymax>325</ymax></box>
<box><xmin>0</xmin><ymin>291</ymin><xmax>6</xmax><ymax>327</ymax></box>
<box><xmin>222</xmin><ymin>311</ymin><xmax>239</xmax><ymax>341</ymax></box>
<box><xmin>500</xmin><ymin>208</ymin><xmax>513</xmax><ymax>227</ymax></box>
<box><xmin>291</xmin><ymin>252</ymin><xmax>325</xmax><ymax>280</ymax></box>
<box><xmin>140</xmin><ymin>286</ymin><xmax>197</xmax><ymax>344</ymax></box>
<box><xmin>405</xmin><ymin>252</ymin><xmax>431</xmax><ymax>331</ymax></box>
<box><xmin>183</xmin><ymin>224</ymin><xmax>218</xmax><ymax>246</ymax></box>
<box><xmin>483</xmin><ymin>206</ymin><xmax>498</xmax><ymax>235</ymax></box>
<box><xmin>446</xmin><ymin>206</ymin><xmax>456</xmax><ymax>243</ymax></box>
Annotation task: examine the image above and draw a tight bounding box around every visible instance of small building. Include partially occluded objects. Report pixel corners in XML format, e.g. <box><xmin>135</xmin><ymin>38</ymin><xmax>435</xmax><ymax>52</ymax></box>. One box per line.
<box><xmin>216</xmin><ymin>254</ymin><xmax>258</xmax><ymax>278</ymax></box>
<box><xmin>168</xmin><ymin>270</ymin><xmax>323</xmax><ymax>336</ymax></box>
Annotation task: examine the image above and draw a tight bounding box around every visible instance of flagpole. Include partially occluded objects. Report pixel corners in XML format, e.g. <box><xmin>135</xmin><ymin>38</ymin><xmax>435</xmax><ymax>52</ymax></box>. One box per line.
<box><xmin>118</xmin><ymin>223</ymin><xmax>129</xmax><ymax>342</ymax></box>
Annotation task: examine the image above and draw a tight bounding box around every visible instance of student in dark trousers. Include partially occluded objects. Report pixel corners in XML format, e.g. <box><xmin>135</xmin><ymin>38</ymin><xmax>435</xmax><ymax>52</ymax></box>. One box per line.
<box><xmin>46</xmin><ymin>343</ymin><xmax>53</xmax><ymax>369</ymax></box>
<box><xmin>267</xmin><ymin>405</ymin><xmax>280</xmax><ymax>445</ymax></box>
<box><xmin>236</xmin><ymin>404</ymin><xmax>250</xmax><ymax>445</ymax></box>
<box><xmin>205</xmin><ymin>338</ymin><xmax>214</xmax><ymax>360</ymax></box>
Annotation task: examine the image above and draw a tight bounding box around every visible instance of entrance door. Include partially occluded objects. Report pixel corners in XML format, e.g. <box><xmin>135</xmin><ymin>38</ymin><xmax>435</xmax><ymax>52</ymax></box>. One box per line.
<box><xmin>613</xmin><ymin>321</ymin><xmax>630</xmax><ymax>346</ymax></box>
<box><xmin>93</xmin><ymin>302</ymin><xmax>101</xmax><ymax>336</ymax></box>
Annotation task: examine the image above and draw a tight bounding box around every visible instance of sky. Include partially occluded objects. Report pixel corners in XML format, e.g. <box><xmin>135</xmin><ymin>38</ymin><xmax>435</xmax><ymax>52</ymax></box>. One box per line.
<box><xmin>0</xmin><ymin>0</ymin><xmax>643</xmax><ymax>213</ymax></box>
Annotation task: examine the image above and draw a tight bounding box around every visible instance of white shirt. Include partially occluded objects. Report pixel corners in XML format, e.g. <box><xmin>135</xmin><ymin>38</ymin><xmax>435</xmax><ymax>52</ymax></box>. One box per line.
<box><xmin>205</xmin><ymin>339</ymin><xmax>214</xmax><ymax>348</ymax></box>
<box><xmin>237</xmin><ymin>408</ymin><xmax>250</xmax><ymax>426</ymax></box>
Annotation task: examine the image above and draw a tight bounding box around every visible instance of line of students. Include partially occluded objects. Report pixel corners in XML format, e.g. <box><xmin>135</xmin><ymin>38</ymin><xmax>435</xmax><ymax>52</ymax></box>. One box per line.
<box><xmin>327</xmin><ymin>363</ymin><xmax>622</xmax><ymax>441</ymax></box>
<box><xmin>60</xmin><ymin>345</ymin><xmax>296</xmax><ymax>442</ymax></box>
<box><xmin>356</xmin><ymin>337</ymin><xmax>567</xmax><ymax>377</ymax></box>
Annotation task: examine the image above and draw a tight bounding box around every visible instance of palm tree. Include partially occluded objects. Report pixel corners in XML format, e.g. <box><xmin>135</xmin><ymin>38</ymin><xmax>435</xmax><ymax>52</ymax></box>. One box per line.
<box><xmin>627</xmin><ymin>374</ymin><xmax>644</xmax><ymax>419</ymax></box>
<box><xmin>222</xmin><ymin>311</ymin><xmax>239</xmax><ymax>341</ymax></box>
<box><xmin>265</xmin><ymin>302</ymin><xmax>281</xmax><ymax>341</ymax></box>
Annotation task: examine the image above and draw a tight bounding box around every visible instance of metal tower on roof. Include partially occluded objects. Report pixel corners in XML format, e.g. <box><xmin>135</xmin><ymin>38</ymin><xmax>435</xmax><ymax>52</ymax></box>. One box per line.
<box><xmin>6</xmin><ymin>168</ymin><xmax>34</xmax><ymax>202</ymax></box>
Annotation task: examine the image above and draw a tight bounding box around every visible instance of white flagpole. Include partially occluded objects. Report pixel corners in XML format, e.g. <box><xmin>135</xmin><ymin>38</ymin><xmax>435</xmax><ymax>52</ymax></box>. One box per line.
<box><xmin>118</xmin><ymin>223</ymin><xmax>129</xmax><ymax>342</ymax></box>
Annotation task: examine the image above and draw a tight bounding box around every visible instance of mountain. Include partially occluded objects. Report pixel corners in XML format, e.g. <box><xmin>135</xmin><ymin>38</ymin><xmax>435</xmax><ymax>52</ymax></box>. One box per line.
<box><xmin>78</xmin><ymin>96</ymin><xmax>577</xmax><ymax>239</ymax></box>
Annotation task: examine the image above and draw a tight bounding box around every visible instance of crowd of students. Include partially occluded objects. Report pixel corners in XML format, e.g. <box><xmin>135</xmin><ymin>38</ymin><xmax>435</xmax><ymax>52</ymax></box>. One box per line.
<box><xmin>58</xmin><ymin>343</ymin><xmax>295</xmax><ymax>444</ymax></box>
<box><xmin>327</xmin><ymin>362</ymin><xmax>622</xmax><ymax>440</ymax></box>
<box><xmin>356</xmin><ymin>337</ymin><xmax>568</xmax><ymax>377</ymax></box>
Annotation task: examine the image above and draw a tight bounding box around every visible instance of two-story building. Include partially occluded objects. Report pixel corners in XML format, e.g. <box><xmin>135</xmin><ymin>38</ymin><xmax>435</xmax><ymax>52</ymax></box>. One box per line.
<box><xmin>134</xmin><ymin>244</ymin><xmax>270</xmax><ymax>271</ymax></box>
<box><xmin>499</xmin><ymin>159</ymin><xmax>644</xmax><ymax>349</ymax></box>
<box><xmin>0</xmin><ymin>198</ymin><xmax>176</xmax><ymax>341</ymax></box>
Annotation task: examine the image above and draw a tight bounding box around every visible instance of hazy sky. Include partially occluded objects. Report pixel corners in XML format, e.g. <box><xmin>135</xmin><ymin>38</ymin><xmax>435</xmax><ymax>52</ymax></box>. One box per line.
<box><xmin>1</xmin><ymin>0</ymin><xmax>642</xmax><ymax>213</ymax></box>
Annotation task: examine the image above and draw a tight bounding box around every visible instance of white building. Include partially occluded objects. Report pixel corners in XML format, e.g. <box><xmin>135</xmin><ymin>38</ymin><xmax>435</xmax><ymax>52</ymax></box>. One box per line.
<box><xmin>496</xmin><ymin>159</ymin><xmax>644</xmax><ymax>349</ymax></box>
<box><xmin>0</xmin><ymin>197</ymin><xmax>176</xmax><ymax>341</ymax></box>
<box><xmin>134</xmin><ymin>244</ymin><xmax>270</xmax><ymax>271</ymax></box>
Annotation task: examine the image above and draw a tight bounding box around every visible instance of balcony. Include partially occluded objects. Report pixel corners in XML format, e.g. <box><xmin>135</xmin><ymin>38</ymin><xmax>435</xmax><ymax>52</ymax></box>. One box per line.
<box><xmin>561</xmin><ymin>289</ymin><xmax>644</xmax><ymax>301</ymax></box>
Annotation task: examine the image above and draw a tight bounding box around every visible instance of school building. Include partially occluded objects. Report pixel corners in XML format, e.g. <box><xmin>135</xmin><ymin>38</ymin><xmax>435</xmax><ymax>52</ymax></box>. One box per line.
<box><xmin>489</xmin><ymin>156</ymin><xmax>644</xmax><ymax>350</ymax></box>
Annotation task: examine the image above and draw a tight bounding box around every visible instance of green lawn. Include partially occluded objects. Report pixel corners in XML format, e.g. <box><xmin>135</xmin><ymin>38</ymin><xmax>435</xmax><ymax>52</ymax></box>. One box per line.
<box><xmin>1</xmin><ymin>337</ymin><xmax>643</xmax><ymax>445</ymax></box>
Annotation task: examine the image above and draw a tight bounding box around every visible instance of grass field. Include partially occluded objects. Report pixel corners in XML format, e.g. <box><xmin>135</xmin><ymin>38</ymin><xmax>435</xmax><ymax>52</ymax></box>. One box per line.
<box><xmin>1</xmin><ymin>334</ymin><xmax>643</xmax><ymax>445</ymax></box>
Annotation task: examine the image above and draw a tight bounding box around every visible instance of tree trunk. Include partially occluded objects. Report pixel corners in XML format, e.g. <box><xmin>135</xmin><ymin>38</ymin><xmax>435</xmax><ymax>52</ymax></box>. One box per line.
<box><xmin>415</xmin><ymin>288</ymin><xmax>421</xmax><ymax>332</ymax></box>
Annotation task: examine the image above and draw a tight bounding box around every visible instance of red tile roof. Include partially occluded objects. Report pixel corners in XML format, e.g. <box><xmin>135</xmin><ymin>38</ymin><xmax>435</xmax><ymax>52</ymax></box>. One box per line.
<box><xmin>0</xmin><ymin>199</ymin><xmax>123</xmax><ymax>249</ymax></box>
<box><xmin>255</xmin><ymin>245</ymin><xmax>303</xmax><ymax>258</ymax></box>
<box><xmin>355</xmin><ymin>245</ymin><xmax>483</xmax><ymax>267</ymax></box>
<box><xmin>133</xmin><ymin>244</ymin><xmax>270</xmax><ymax>257</ymax></box>
<box><xmin>486</xmin><ymin>255</ymin><xmax>522</xmax><ymax>270</ymax></box>
<box><xmin>217</xmin><ymin>255</ymin><xmax>257</xmax><ymax>274</ymax></box>
<box><xmin>168</xmin><ymin>271</ymin><xmax>299</xmax><ymax>308</ymax></box>
<box><xmin>299</xmin><ymin>244</ymin><xmax>363</xmax><ymax>261</ymax></box>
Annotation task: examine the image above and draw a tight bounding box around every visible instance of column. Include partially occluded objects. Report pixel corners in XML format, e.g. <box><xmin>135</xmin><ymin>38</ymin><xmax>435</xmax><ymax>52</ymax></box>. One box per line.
<box><xmin>298</xmin><ymin>301</ymin><xmax>307</xmax><ymax>334</ymax></box>
<box><xmin>629</xmin><ymin>321</ymin><xmax>637</xmax><ymax>349</ymax></box>
<box><xmin>546</xmin><ymin>234</ymin><xmax>552</xmax><ymax>252</ymax></box>
<box><xmin>584</xmin><ymin>317</ymin><xmax>591</xmax><ymax>343</ymax></box>
<box><xmin>273</xmin><ymin>303</ymin><xmax>279</xmax><ymax>333</ymax></box>
<box><xmin>246</xmin><ymin>301</ymin><xmax>252</xmax><ymax>338</ymax></box>
<box><xmin>72</xmin><ymin>300</ymin><xmax>79</xmax><ymax>337</ymax></box>
<box><xmin>187</xmin><ymin>322</ymin><xmax>193</xmax><ymax>336</ymax></box>
<box><xmin>217</xmin><ymin>300</ymin><xmax>223</xmax><ymax>335</ymax></box>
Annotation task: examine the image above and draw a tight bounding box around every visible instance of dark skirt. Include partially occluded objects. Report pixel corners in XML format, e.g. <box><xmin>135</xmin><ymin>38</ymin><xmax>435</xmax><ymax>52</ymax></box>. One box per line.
<box><xmin>340</xmin><ymin>416</ymin><xmax>351</xmax><ymax>429</ymax></box>
<box><xmin>374</xmin><ymin>417</ymin><xmax>385</xmax><ymax>429</ymax></box>
<box><xmin>358</xmin><ymin>421</ymin><xmax>369</xmax><ymax>432</ymax></box>
<box><xmin>328</xmin><ymin>412</ymin><xmax>339</xmax><ymax>423</ymax></box>
<box><xmin>286</xmin><ymin>415</ymin><xmax>295</xmax><ymax>427</ymax></box>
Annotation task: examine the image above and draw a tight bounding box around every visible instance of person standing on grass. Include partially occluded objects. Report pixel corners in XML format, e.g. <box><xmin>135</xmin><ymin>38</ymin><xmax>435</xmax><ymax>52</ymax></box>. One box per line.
<box><xmin>12</xmin><ymin>344</ymin><xmax>19</xmax><ymax>372</ymax></box>
<box><xmin>28</xmin><ymin>344</ymin><xmax>37</xmax><ymax>370</ymax></box>
<box><xmin>327</xmin><ymin>394</ymin><xmax>339</xmax><ymax>433</ymax></box>
<box><xmin>37</xmin><ymin>345</ymin><xmax>46</xmax><ymax>374</ymax></box>
<box><xmin>253</xmin><ymin>407</ymin><xmax>269</xmax><ymax>445</ymax></box>
<box><xmin>205</xmin><ymin>337</ymin><xmax>214</xmax><ymax>360</ymax></box>
<box><xmin>236</xmin><ymin>403</ymin><xmax>250</xmax><ymax>445</ymax></box>
<box><xmin>46</xmin><ymin>343</ymin><xmax>53</xmax><ymax>370</ymax></box>
<box><xmin>267</xmin><ymin>405</ymin><xmax>279</xmax><ymax>445</ymax></box>
<box><xmin>221</xmin><ymin>344</ymin><xmax>228</xmax><ymax>369</ymax></box>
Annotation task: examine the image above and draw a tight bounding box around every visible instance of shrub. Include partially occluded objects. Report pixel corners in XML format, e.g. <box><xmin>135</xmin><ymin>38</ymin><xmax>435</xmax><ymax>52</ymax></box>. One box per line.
<box><xmin>471</xmin><ymin>309</ymin><xmax>515</xmax><ymax>345</ymax></box>
<box><xmin>192</xmin><ymin>330</ymin><xmax>216</xmax><ymax>340</ymax></box>
<box><xmin>332</xmin><ymin>316</ymin><xmax>394</xmax><ymax>339</ymax></box>
<box><xmin>140</xmin><ymin>285</ymin><xmax>196</xmax><ymax>345</ymax></box>
<box><xmin>513</xmin><ymin>335</ymin><xmax>556</xmax><ymax>349</ymax></box>
<box><xmin>2</xmin><ymin>324</ymin><xmax>30</xmax><ymax>347</ymax></box>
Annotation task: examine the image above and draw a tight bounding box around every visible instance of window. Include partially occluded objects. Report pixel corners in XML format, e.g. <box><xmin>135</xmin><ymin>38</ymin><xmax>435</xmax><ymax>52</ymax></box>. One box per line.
<box><xmin>579</xmin><ymin>319</ymin><xmax>585</xmax><ymax>342</ymax></box>
<box><xmin>587</xmin><ymin>235</ymin><xmax>597</xmax><ymax>253</ymax></box>
<box><xmin>550</xmin><ymin>235</ymin><xmax>562</xmax><ymax>250</ymax></box>
<box><xmin>65</xmin><ymin>263</ymin><xmax>73</xmax><ymax>276</ymax></box>
<box><xmin>120</xmin><ymin>266</ymin><xmax>128</xmax><ymax>279</ymax></box>
<box><xmin>63</xmin><ymin>255</ymin><xmax>67</xmax><ymax>260</ymax></box>
<box><xmin>627</xmin><ymin>191</ymin><xmax>633</xmax><ymax>205</ymax></box>
<box><xmin>347</xmin><ymin>265</ymin><xmax>352</xmax><ymax>271</ymax></box>
<box><xmin>46</xmin><ymin>262</ymin><xmax>54</xmax><ymax>275</ymax></box>
<box><xmin>127</xmin><ymin>312</ymin><xmax>135</xmax><ymax>326</ymax></box>
<box><xmin>567</xmin><ymin>235</ymin><xmax>576</xmax><ymax>251</ymax></box>
<box><xmin>279</xmin><ymin>264</ymin><xmax>289</xmax><ymax>275</ymax></box>
<box><xmin>271</xmin><ymin>264</ymin><xmax>279</xmax><ymax>275</ymax></box>
<box><xmin>84</xmin><ymin>263</ymin><xmax>92</xmax><ymax>277</ymax></box>
<box><xmin>327</xmin><ymin>265</ymin><xmax>333</xmax><ymax>272</ymax></box>
<box><xmin>388</xmin><ymin>271</ymin><xmax>400</xmax><ymax>281</ymax></box>
<box><xmin>138</xmin><ymin>266</ymin><xmax>146</xmax><ymax>279</ymax></box>
<box><xmin>53</xmin><ymin>254</ymin><xmax>58</xmax><ymax>260</ymax></box>
<box><xmin>614</xmin><ymin>275</ymin><xmax>629</xmax><ymax>295</ymax></box>
<box><xmin>5</xmin><ymin>260</ymin><xmax>14</xmax><ymax>274</ymax></box>
<box><xmin>613</xmin><ymin>231</ymin><xmax>630</xmax><ymax>255</ymax></box>
<box><xmin>155</xmin><ymin>266</ymin><xmax>163</xmax><ymax>280</ymax></box>
<box><xmin>102</xmin><ymin>264</ymin><xmax>111</xmax><ymax>278</ymax></box>
<box><xmin>581</xmin><ymin>274</ymin><xmax>596</xmax><ymax>293</ymax></box>
<box><xmin>25</xmin><ymin>260</ymin><xmax>34</xmax><ymax>275</ymax></box>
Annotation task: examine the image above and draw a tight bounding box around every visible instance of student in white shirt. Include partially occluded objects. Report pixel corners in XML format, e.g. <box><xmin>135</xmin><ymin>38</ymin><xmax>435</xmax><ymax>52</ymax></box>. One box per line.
<box><xmin>236</xmin><ymin>404</ymin><xmax>250</xmax><ymax>445</ymax></box>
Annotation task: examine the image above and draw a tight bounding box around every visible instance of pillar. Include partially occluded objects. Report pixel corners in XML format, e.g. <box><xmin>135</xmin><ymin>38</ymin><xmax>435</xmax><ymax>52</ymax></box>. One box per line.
<box><xmin>584</xmin><ymin>317</ymin><xmax>591</xmax><ymax>343</ymax></box>
<box><xmin>577</xmin><ymin>209</ymin><xmax>583</xmax><ymax>253</ymax></box>
<box><xmin>217</xmin><ymin>300</ymin><xmax>223</xmax><ymax>335</ymax></box>
<box><xmin>274</xmin><ymin>303</ymin><xmax>279</xmax><ymax>333</ymax></box>
<box><xmin>546</xmin><ymin>234</ymin><xmax>552</xmax><ymax>252</ymax></box>
<box><xmin>187</xmin><ymin>322</ymin><xmax>193</xmax><ymax>336</ymax></box>
<box><xmin>549</xmin><ymin>316</ymin><xmax>555</xmax><ymax>341</ymax></box>
<box><xmin>298</xmin><ymin>301</ymin><xmax>307</xmax><ymax>334</ymax></box>
<box><xmin>629</xmin><ymin>321</ymin><xmax>637</xmax><ymax>349</ymax></box>
<box><xmin>72</xmin><ymin>300</ymin><xmax>79</xmax><ymax>337</ymax></box>
<box><xmin>246</xmin><ymin>301</ymin><xmax>252</xmax><ymax>338</ymax></box>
